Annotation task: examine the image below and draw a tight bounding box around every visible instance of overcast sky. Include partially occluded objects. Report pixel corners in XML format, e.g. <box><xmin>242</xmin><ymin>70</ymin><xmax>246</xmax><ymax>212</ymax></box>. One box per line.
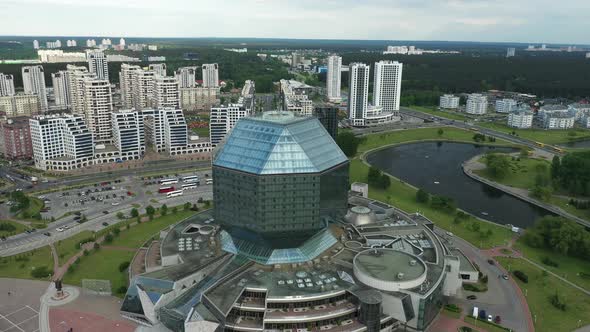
<box><xmin>1</xmin><ymin>0</ymin><xmax>588</xmax><ymax>44</ymax></box>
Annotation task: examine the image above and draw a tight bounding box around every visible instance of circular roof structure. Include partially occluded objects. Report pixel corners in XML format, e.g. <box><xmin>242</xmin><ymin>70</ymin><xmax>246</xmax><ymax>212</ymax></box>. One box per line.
<box><xmin>345</xmin><ymin>206</ymin><xmax>377</xmax><ymax>226</ymax></box>
<box><xmin>353</xmin><ymin>248</ymin><xmax>427</xmax><ymax>292</ymax></box>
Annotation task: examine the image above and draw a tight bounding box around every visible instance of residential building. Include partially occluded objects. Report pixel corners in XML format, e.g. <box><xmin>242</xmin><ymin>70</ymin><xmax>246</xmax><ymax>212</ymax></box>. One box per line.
<box><xmin>201</xmin><ymin>63</ymin><xmax>219</xmax><ymax>88</ymax></box>
<box><xmin>22</xmin><ymin>65</ymin><xmax>48</xmax><ymax>111</ymax></box>
<box><xmin>29</xmin><ymin>114</ymin><xmax>94</xmax><ymax>171</ymax></box>
<box><xmin>151</xmin><ymin>76</ymin><xmax>180</xmax><ymax>109</ymax></box>
<box><xmin>580</xmin><ymin>115</ymin><xmax>590</xmax><ymax>128</ymax></box>
<box><xmin>51</xmin><ymin>71</ymin><xmax>70</xmax><ymax>108</ymax></box>
<box><xmin>507</xmin><ymin>109</ymin><xmax>533</xmax><ymax>128</ymax></box>
<box><xmin>291</xmin><ymin>52</ymin><xmax>303</xmax><ymax>67</ymax></box>
<box><xmin>373</xmin><ymin>60</ymin><xmax>403</xmax><ymax>117</ymax></box>
<box><xmin>348</xmin><ymin>63</ymin><xmax>370</xmax><ymax>126</ymax></box>
<box><xmin>38</xmin><ymin>50</ymin><xmax>86</xmax><ymax>63</ymax></box>
<box><xmin>544</xmin><ymin>114</ymin><xmax>575</xmax><ymax>129</ymax></box>
<box><xmin>326</xmin><ymin>55</ymin><xmax>342</xmax><ymax>102</ymax></box>
<box><xmin>119</xmin><ymin>38</ymin><xmax>126</xmax><ymax>47</ymax></box>
<box><xmin>280</xmin><ymin>79</ymin><xmax>313</xmax><ymax>116</ymax></box>
<box><xmin>175</xmin><ymin>66</ymin><xmax>197</xmax><ymax>88</ymax></box>
<box><xmin>538</xmin><ymin>104</ymin><xmax>569</xmax><ymax>121</ymax></box>
<box><xmin>364</xmin><ymin>105</ymin><xmax>395</xmax><ymax>126</ymax></box>
<box><xmin>81</xmin><ymin>78</ymin><xmax>114</xmax><ymax>143</ymax></box>
<box><xmin>33</xmin><ymin>40</ymin><xmax>39</xmax><ymax>50</ymax></box>
<box><xmin>111</xmin><ymin>110</ymin><xmax>144</xmax><ymax>160</ymax></box>
<box><xmin>465</xmin><ymin>94</ymin><xmax>487</xmax><ymax>115</ymax></box>
<box><xmin>179</xmin><ymin>87</ymin><xmax>220</xmax><ymax>111</ymax></box>
<box><xmin>132</xmin><ymin>69</ymin><xmax>156</xmax><ymax>110</ymax></box>
<box><xmin>0</xmin><ymin>117</ymin><xmax>33</xmax><ymax>160</ymax></box>
<box><xmin>439</xmin><ymin>94</ymin><xmax>460</xmax><ymax>109</ymax></box>
<box><xmin>0</xmin><ymin>73</ymin><xmax>15</xmax><ymax>96</ymax></box>
<box><xmin>495</xmin><ymin>98</ymin><xmax>518</xmax><ymax>113</ymax></box>
<box><xmin>506</xmin><ymin>47</ymin><xmax>516</xmax><ymax>57</ymax></box>
<box><xmin>66</xmin><ymin>65</ymin><xmax>94</xmax><ymax>113</ymax></box>
<box><xmin>0</xmin><ymin>94</ymin><xmax>40</xmax><ymax>117</ymax></box>
<box><xmin>86</xmin><ymin>39</ymin><xmax>97</xmax><ymax>47</ymax></box>
<box><xmin>568</xmin><ymin>103</ymin><xmax>590</xmax><ymax>121</ymax></box>
<box><xmin>148</xmin><ymin>63</ymin><xmax>167</xmax><ymax>77</ymax></box>
<box><xmin>119</xmin><ymin>64</ymin><xmax>141</xmax><ymax>109</ymax></box>
<box><xmin>209</xmin><ymin>104</ymin><xmax>250</xmax><ymax>146</ymax></box>
<box><xmin>87</xmin><ymin>50</ymin><xmax>109</xmax><ymax>80</ymax></box>
<box><xmin>313</xmin><ymin>104</ymin><xmax>339</xmax><ymax>139</ymax></box>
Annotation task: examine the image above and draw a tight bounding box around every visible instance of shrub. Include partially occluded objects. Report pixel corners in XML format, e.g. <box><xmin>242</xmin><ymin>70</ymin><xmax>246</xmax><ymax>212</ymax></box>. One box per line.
<box><xmin>118</xmin><ymin>261</ymin><xmax>130</xmax><ymax>272</ymax></box>
<box><xmin>113</xmin><ymin>228</ymin><xmax>121</xmax><ymax>236</ymax></box>
<box><xmin>83</xmin><ymin>249</ymin><xmax>89</xmax><ymax>256</ymax></box>
<box><xmin>30</xmin><ymin>266</ymin><xmax>50</xmax><ymax>279</ymax></box>
<box><xmin>549</xmin><ymin>292</ymin><xmax>567</xmax><ymax>311</ymax></box>
<box><xmin>513</xmin><ymin>270</ymin><xmax>528</xmax><ymax>283</ymax></box>
<box><xmin>444</xmin><ymin>304</ymin><xmax>461</xmax><ymax>313</ymax></box>
<box><xmin>93</xmin><ymin>242</ymin><xmax>100</xmax><ymax>250</ymax></box>
<box><xmin>104</xmin><ymin>233</ymin><xmax>113</xmax><ymax>243</ymax></box>
<box><xmin>117</xmin><ymin>286</ymin><xmax>128</xmax><ymax>294</ymax></box>
<box><xmin>541</xmin><ymin>256</ymin><xmax>559</xmax><ymax>267</ymax></box>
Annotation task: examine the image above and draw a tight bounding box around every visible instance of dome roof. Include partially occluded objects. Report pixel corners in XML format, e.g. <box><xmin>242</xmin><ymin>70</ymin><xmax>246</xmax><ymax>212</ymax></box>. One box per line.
<box><xmin>213</xmin><ymin>112</ymin><xmax>348</xmax><ymax>175</ymax></box>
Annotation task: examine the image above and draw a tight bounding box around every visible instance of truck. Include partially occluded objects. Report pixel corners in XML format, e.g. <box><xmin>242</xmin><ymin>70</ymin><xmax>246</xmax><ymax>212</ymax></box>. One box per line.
<box><xmin>472</xmin><ymin>306</ymin><xmax>479</xmax><ymax>318</ymax></box>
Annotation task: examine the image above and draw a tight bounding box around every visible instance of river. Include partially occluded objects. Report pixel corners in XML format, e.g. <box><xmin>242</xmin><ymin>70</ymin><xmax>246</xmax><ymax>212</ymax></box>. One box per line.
<box><xmin>366</xmin><ymin>141</ymin><xmax>553</xmax><ymax>228</ymax></box>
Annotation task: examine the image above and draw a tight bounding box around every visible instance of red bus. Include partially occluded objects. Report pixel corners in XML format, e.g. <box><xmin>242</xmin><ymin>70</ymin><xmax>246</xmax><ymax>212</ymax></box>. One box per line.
<box><xmin>158</xmin><ymin>186</ymin><xmax>175</xmax><ymax>194</ymax></box>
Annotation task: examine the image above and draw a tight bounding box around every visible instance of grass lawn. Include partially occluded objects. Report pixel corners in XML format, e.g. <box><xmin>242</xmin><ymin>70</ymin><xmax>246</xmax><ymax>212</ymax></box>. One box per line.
<box><xmin>358</xmin><ymin>126</ymin><xmax>514</xmax><ymax>154</ymax></box>
<box><xmin>0</xmin><ymin>220</ymin><xmax>28</xmax><ymax>237</ymax></box>
<box><xmin>191</xmin><ymin>126</ymin><xmax>209</xmax><ymax>138</ymax></box>
<box><xmin>474</xmin><ymin>155</ymin><xmax>551</xmax><ymax>189</ymax></box>
<box><xmin>548</xmin><ymin>195</ymin><xmax>590</xmax><ymax>220</ymax></box>
<box><xmin>17</xmin><ymin>197</ymin><xmax>44</xmax><ymax>219</ymax></box>
<box><xmin>442</xmin><ymin>308</ymin><xmax>462</xmax><ymax>319</ymax></box>
<box><xmin>54</xmin><ymin>231</ymin><xmax>94</xmax><ymax>265</ymax></box>
<box><xmin>0</xmin><ymin>246</ymin><xmax>54</xmax><ymax>280</ymax></box>
<box><xmin>496</xmin><ymin>257</ymin><xmax>590</xmax><ymax>332</ymax></box>
<box><xmin>479</xmin><ymin>122</ymin><xmax>590</xmax><ymax>145</ymax></box>
<box><xmin>63</xmin><ymin>248</ymin><xmax>134</xmax><ymax>297</ymax></box>
<box><xmin>410</xmin><ymin>105</ymin><xmax>471</xmax><ymax>122</ymax></box>
<box><xmin>464</xmin><ymin>317</ymin><xmax>509</xmax><ymax>332</ymax></box>
<box><xmin>107</xmin><ymin>210</ymin><xmax>196</xmax><ymax>249</ymax></box>
<box><xmin>513</xmin><ymin>240</ymin><xmax>590</xmax><ymax>291</ymax></box>
<box><xmin>350</xmin><ymin>158</ymin><xmax>514</xmax><ymax>249</ymax></box>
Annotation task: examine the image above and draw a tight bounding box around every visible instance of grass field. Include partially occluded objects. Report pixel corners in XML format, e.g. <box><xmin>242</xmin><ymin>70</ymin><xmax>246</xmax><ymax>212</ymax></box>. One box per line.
<box><xmin>410</xmin><ymin>105</ymin><xmax>472</xmax><ymax>122</ymax></box>
<box><xmin>0</xmin><ymin>220</ymin><xmax>28</xmax><ymax>237</ymax></box>
<box><xmin>54</xmin><ymin>230</ymin><xmax>94</xmax><ymax>265</ymax></box>
<box><xmin>463</xmin><ymin>317</ymin><xmax>509</xmax><ymax>332</ymax></box>
<box><xmin>0</xmin><ymin>246</ymin><xmax>53</xmax><ymax>280</ymax></box>
<box><xmin>496</xmin><ymin>257</ymin><xmax>590</xmax><ymax>332</ymax></box>
<box><xmin>474</xmin><ymin>155</ymin><xmax>551</xmax><ymax>189</ymax></box>
<box><xmin>191</xmin><ymin>126</ymin><xmax>209</xmax><ymax>138</ymax></box>
<box><xmin>479</xmin><ymin>122</ymin><xmax>590</xmax><ymax>145</ymax></box>
<box><xmin>17</xmin><ymin>197</ymin><xmax>44</xmax><ymax>219</ymax></box>
<box><xmin>350</xmin><ymin>158</ymin><xmax>514</xmax><ymax>249</ymax></box>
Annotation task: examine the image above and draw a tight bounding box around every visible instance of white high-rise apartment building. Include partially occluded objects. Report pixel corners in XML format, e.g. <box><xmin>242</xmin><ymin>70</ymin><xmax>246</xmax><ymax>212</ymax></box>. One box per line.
<box><xmin>87</xmin><ymin>50</ymin><xmax>109</xmax><ymax>80</ymax></box>
<box><xmin>326</xmin><ymin>55</ymin><xmax>342</xmax><ymax>102</ymax></box>
<box><xmin>373</xmin><ymin>60</ymin><xmax>403</xmax><ymax>117</ymax></box>
<box><xmin>202</xmin><ymin>63</ymin><xmax>219</xmax><ymax>87</ymax></box>
<box><xmin>151</xmin><ymin>76</ymin><xmax>180</xmax><ymax>109</ymax></box>
<box><xmin>119</xmin><ymin>64</ymin><xmax>141</xmax><ymax>109</ymax></box>
<box><xmin>209</xmin><ymin>105</ymin><xmax>250</xmax><ymax>145</ymax></box>
<box><xmin>111</xmin><ymin>110</ymin><xmax>144</xmax><ymax>159</ymax></box>
<box><xmin>141</xmin><ymin>109</ymin><xmax>187</xmax><ymax>154</ymax></box>
<box><xmin>29</xmin><ymin>114</ymin><xmax>94</xmax><ymax>171</ymax></box>
<box><xmin>466</xmin><ymin>94</ymin><xmax>488</xmax><ymax>115</ymax></box>
<box><xmin>495</xmin><ymin>98</ymin><xmax>517</xmax><ymax>113</ymax></box>
<box><xmin>51</xmin><ymin>71</ymin><xmax>70</xmax><ymax>108</ymax></box>
<box><xmin>132</xmin><ymin>70</ymin><xmax>156</xmax><ymax>110</ymax></box>
<box><xmin>348</xmin><ymin>63</ymin><xmax>370</xmax><ymax>126</ymax></box>
<box><xmin>506</xmin><ymin>48</ymin><xmax>516</xmax><ymax>57</ymax></box>
<box><xmin>148</xmin><ymin>63</ymin><xmax>167</xmax><ymax>77</ymax></box>
<box><xmin>439</xmin><ymin>94</ymin><xmax>460</xmax><ymax>109</ymax></box>
<box><xmin>176</xmin><ymin>67</ymin><xmax>197</xmax><ymax>88</ymax></box>
<box><xmin>66</xmin><ymin>65</ymin><xmax>93</xmax><ymax>113</ymax></box>
<box><xmin>120</xmin><ymin>38</ymin><xmax>126</xmax><ymax>47</ymax></box>
<box><xmin>507</xmin><ymin>109</ymin><xmax>533</xmax><ymax>128</ymax></box>
<box><xmin>86</xmin><ymin>39</ymin><xmax>97</xmax><ymax>47</ymax></box>
<box><xmin>33</xmin><ymin>40</ymin><xmax>40</xmax><ymax>50</ymax></box>
<box><xmin>0</xmin><ymin>73</ymin><xmax>15</xmax><ymax>96</ymax></box>
<box><xmin>81</xmin><ymin>79</ymin><xmax>113</xmax><ymax>143</ymax></box>
<box><xmin>22</xmin><ymin>65</ymin><xmax>48</xmax><ymax>111</ymax></box>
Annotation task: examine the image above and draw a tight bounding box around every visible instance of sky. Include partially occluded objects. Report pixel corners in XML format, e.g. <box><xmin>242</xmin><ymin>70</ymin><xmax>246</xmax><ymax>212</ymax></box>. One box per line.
<box><xmin>1</xmin><ymin>0</ymin><xmax>589</xmax><ymax>45</ymax></box>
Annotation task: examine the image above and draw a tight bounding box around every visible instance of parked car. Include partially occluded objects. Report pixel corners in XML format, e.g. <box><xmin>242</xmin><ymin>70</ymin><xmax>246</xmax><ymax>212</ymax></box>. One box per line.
<box><xmin>487</xmin><ymin>259</ymin><xmax>495</xmax><ymax>265</ymax></box>
<box><xmin>43</xmin><ymin>232</ymin><xmax>51</xmax><ymax>236</ymax></box>
<box><xmin>502</xmin><ymin>274</ymin><xmax>509</xmax><ymax>280</ymax></box>
<box><xmin>487</xmin><ymin>314</ymin><xmax>493</xmax><ymax>322</ymax></box>
<box><xmin>467</xmin><ymin>295</ymin><xmax>477</xmax><ymax>300</ymax></box>
<box><xmin>102</xmin><ymin>222</ymin><xmax>109</xmax><ymax>227</ymax></box>
<box><xmin>494</xmin><ymin>315</ymin><xmax>502</xmax><ymax>324</ymax></box>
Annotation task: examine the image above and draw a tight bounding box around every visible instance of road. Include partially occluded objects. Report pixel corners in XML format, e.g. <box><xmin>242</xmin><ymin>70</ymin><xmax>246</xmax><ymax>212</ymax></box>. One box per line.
<box><xmin>435</xmin><ymin>228</ymin><xmax>532</xmax><ymax>332</ymax></box>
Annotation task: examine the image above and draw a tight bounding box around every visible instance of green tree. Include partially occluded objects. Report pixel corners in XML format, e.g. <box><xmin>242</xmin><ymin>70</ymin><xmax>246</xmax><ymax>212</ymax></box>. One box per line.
<box><xmin>130</xmin><ymin>208</ymin><xmax>139</xmax><ymax>218</ymax></box>
<box><xmin>116</xmin><ymin>212</ymin><xmax>125</xmax><ymax>220</ymax></box>
<box><xmin>184</xmin><ymin>202</ymin><xmax>191</xmax><ymax>211</ymax></box>
<box><xmin>416</xmin><ymin>188</ymin><xmax>430</xmax><ymax>204</ymax></box>
<box><xmin>437</xmin><ymin>128</ymin><xmax>444</xmax><ymax>136</ymax></box>
<box><xmin>145</xmin><ymin>205</ymin><xmax>156</xmax><ymax>220</ymax></box>
<box><xmin>161</xmin><ymin>204</ymin><xmax>168</xmax><ymax>216</ymax></box>
<box><xmin>551</xmin><ymin>155</ymin><xmax>561</xmax><ymax>179</ymax></box>
<box><xmin>485</xmin><ymin>153</ymin><xmax>511</xmax><ymax>179</ymax></box>
<box><xmin>336</xmin><ymin>132</ymin><xmax>362</xmax><ymax>157</ymax></box>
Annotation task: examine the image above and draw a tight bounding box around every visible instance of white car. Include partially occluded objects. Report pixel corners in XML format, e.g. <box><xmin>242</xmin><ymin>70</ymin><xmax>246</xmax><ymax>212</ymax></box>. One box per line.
<box><xmin>56</xmin><ymin>227</ymin><xmax>64</xmax><ymax>232</ymax></box>
<box><xmin>487</xmin><ymin>315</ymin><xmax>493</xmax><ymax>322</ymax></box>
<box><xmin>63</xmin><ymin>225</ymin><xmax>70</xmax><ymax>229</ymax></box>
<box><xmin>111</xmin><ymin>202</ymin><xmax>120</xmax><ymax>206</ymax></box>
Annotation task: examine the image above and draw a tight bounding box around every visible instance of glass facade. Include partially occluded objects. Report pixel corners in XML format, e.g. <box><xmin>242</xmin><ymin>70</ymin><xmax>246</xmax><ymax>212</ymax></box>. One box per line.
<box><xmin>417</xmin><ymin>278</ymin><xmax>445</xmax><ymax>330</ymax></box>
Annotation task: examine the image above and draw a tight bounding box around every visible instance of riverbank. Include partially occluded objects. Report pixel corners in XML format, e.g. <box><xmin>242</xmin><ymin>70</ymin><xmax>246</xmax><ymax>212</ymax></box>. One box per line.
<box><xmin>462</xmin><ymin>155</ymin><xmax>590</xmax><ymax>228</ymax></box>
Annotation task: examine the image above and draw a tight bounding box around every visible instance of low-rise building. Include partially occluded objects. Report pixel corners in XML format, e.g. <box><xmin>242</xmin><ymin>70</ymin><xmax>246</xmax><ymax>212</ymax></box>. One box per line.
<box><xmin>0</xmin><ymin>117</ymin><xmax>33</xmax><ymax>160</ymax></box>
<box><xmin>507</xmin><ymin>109</ymin><xmax>533</xmax><ymax>128</ymax></box>
<box><xmin>0</xmin><ymin>94</ymin><xmax>40</xmax><ymax>118</ymax></box>
<box><xmin>439</xmin><ymin>94</ymin><xmax>459</xmax><ymax>109</ymax></box>
<box><xmin>280</xmin><ymin>79</ymin><xmax>314</xmax><ymax>116</ymax></box>
<box><xmin>544</xmin><ymin>114</ymin><xmax>575</xmax><ymax>129</ymax></box>
<box><xmin>495</xmin><ymin>98</ymin><xmax>517</xmax><ymax>113</ymax></box>
<box><xmin>179</xmin><ymin>86</ymin><xmax>220</xmax><ymax>111</ymax></box>
<box><xmin>465</xmin><ymin>94</ymin><xmax>487</xmax><ymax>115</ymax></box>
<box><xmin>538</xmin><ymin>104</ymin><xmax>569</xmax><ymax>121</ymax></box>
<box><xmin>569</xmin><ymin>103</ymin><xmax>590</xmax><ymax>122</ymax></box>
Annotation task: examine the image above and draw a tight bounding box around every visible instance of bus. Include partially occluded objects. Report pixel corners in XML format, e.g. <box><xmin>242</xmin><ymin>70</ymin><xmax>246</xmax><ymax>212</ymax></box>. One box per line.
<box><xmin>159</xmin><ymin>178</ymin><xmax>179</xmax><ymax>185</ymax></box>
<box><xmin>205</xmin><ymin>178</ymin><xmax>213</xmax><ymax>185</ymax></box>
<box><xmin>166</xmin><ymin>190</ymin><xmax>184</xmax><ymax>198</ymax></box>
<box><xmin>182</xmin><ymin>183</ymin><xmax>198</xmax><ymax>190</ymax></box>
<box><xmin>553</xmin><ymin>146</ymin><xmax>564</xmax><ymax>153</ymax></box>
<box><xmin>535</xmin><ymin>141</ymin><xmax>545</xmax><ymax>148</ymax></box>
<box><xmin>182</xmin><ymin>175</ymin><xmax>199</xmax><ymax>183</ymax></box>
<box><xmin>158</xmin><ymin>186</ymin><xmax>175</xmax><ymax>194</ymax></box>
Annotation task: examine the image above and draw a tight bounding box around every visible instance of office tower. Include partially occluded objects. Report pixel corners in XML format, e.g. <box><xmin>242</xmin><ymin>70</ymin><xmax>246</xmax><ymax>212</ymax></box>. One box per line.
<box><xmin>81</xmin><ymin>79</ymin><xmax>114</xmax><ymax>143</ymax></box>
<box><xmin>119</xmin><ymin>64</ymin><xmax>141</xmax><ymax>109</ymax></box>
<box><xmin>439</xmin><ymin>94</ymin><xmax>460</xmax><ymax>109</ymax></box>
<box><xmin>0</xmin><ymin>73</ymin><xmax>15</xmax><ymax>96</ymax></box>
<box><xmin>291</xmin><ymin>52</ymin><xmax>303</xmax><ymax>67</ymax></box>
<box><xmin>151</xmin><ymin>76</ymin><xmax>180</xmax><ymax>109</ymax></box>
<box><xmin>313</xmin><ymin>105</ymin><xmax>339</xmax><ymax>140</ymax></box>
<box><xmin>87</xmin><ymin>50</ymin><xmax>109</xmax><ymax>80</ymax></box>
<box><xmin>348</xmin><ymin>63</ymin><xmax>370</xmax><ymax>126</ymax></box>
<box><xmin>0</xmin><ymin>117</ymin><xmax>33</xmax><ymax>160</ymax></box>
<box><xmin>175</xmin><ymin>67</ymin><xmax>197</xmax><ymax>88</ymax></box>
<box><xmin>0</xmin><ymin>95</ymin><xmax>40</xmax><ymax>118</ymax></box>
<box><xmin>373</xmin><ymin>61</ymin><xmax>403</xmax><ymax>117</ymax></box>
<box><xmin>326</xmin><ymin>55</ymin><xmax>342</xmax><ymax>102</ymax></box>
<box><xmin>66</xmin><ymin>65</ymin><xmax>93</xmax><ymax>113</ymax></box>
<box><xmin>148</xmin><ymin>63</ymin><xmax>166</xmax><ymax>77</ymax></box>
<box><xmin>111</xmin><ymin>110</ymin><xmax>144</xmax><ymax>158</ymax></box>
<box><xmin>466</xmin><ymin>94</ymin><xmax>488</xmax><ymax>115</ymax></box>
<box><xmin>51</xmin><ymin>71</ymin><xmax>70</xmax><ymax>108</ymax></box>
<box><xmin>33</xmin><ymin>40</ymin><xmax>39</xmax><ymax>50</ymax></box>
<box><xmin>132</xmin><ymin>69</ymin><xmax>156</xmax><ymax>110</ymax></box>
<box><xmin>29</xmin><ymin>114</ymin><xmax>94</xmax><ymax>171</ymax></box>
<box><xmin>209</xmin><ymin>104</ymin><xmax>250</xmax><ymax>145</ymax></box>
<box><xmin>201</xmin><ymin>63</ymin><xmax>219</xmax><ymax>87</ymax></box>
<box><xmin>21</xmin><ymin>65</ymin><xmax>48</xmax><ymax>111</ymax></box>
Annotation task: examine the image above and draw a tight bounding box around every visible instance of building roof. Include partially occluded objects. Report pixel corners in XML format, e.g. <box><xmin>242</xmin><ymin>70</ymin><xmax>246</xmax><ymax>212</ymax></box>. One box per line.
<box><xmin>213</xmin><ymin>112</ymin><xmax>348</xmax><ymax>175</ymax></box>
